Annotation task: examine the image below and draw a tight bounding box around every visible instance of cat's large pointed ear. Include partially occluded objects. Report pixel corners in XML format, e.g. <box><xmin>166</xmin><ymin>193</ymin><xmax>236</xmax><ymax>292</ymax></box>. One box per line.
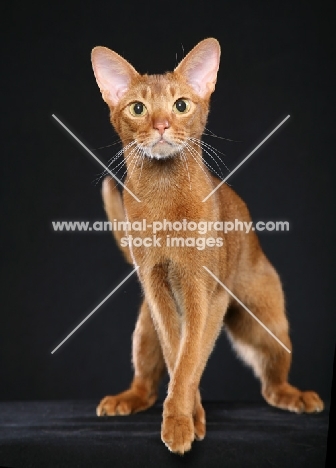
<box><xmin>174</xmin><ymin>38</ymin><xmax>220</xmax><ymax>98</ymax></box>
<box><xmin>91</xmin><ymin>47</ymin><xmax>139</xmax><ymax>106</ymax></box>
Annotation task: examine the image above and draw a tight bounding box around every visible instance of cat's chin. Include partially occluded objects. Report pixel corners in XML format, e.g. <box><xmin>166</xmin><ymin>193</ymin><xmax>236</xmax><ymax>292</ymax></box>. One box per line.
<box><xmin>145</xmin><ymin>152</ymin><xmax>177</xmax><ymax>161</ymax></box>
<box><xmin>143</xmin><ymin>142</ymin><xmax>182</xmax><ymax>160</ymax></box>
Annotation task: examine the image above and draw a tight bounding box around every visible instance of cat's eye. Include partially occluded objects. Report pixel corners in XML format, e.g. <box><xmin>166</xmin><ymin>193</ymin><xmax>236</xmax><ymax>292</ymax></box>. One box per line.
<box><xmin>173</xmin><ymin>99</ymin><xmax>190</xmax><ymax>114</ymax></box>
<box><xmin>129</xmin><ymin>102</ymin><xmax>147</xmax><ymax>117</ymax></box>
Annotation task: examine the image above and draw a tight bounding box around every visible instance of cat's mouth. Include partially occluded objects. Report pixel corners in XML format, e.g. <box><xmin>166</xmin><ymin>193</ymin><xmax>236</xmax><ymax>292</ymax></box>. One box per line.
<box><xmin>141</xmin><ymin>137</ymin><xmax>183</xmax><ymax>160</ymax></box>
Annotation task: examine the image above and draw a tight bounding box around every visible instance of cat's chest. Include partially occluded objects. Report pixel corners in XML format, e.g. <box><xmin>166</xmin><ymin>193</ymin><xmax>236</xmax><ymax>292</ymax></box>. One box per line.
<box><xmin>124</xmin><ymin>183</ymin><xmax>213</xmax><ymax>223</ymax></box>
<box><xmin>123</xmin><ymin>195</ymin><xmax>222</xmax><ymax>272</ymax></box>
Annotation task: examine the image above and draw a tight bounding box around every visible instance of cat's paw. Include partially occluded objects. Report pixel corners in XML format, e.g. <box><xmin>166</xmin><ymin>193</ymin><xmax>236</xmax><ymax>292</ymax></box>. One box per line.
<box><xmin>193</xmin><ymin>402</ymin><xmax>206</xmax><ymax>441</ymax></box>
<box><xmin>161</xmin><ymin>414</ymin><xmax>195</xmax><ymax>455</ymax></box>
<box><xmin>96</xmin><ymin>390</ymin><xmax>156</xmax><ymax>416</ymax></box>
<box><xmin>263</xmin><ymin>383</ymin><xmax>324</xmax><ymax>413</ymax></box>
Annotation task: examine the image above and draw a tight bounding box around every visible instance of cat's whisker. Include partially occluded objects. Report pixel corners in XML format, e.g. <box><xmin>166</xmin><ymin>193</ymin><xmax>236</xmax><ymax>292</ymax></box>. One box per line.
<box><xmin>92</xmin><ymin>174</ymin><xmax>105</xmax><ymax>186</ymax></box>
<box><xmin>117</xmin><ymin>143</ymin><xmax>138</xmax><ymax>166</ymax></box>
<box><xmin>107</xmin><ymin>140</ymin><xmax>136</xmax><ymax>165</ymax></box>
<box><xmin>110</xmin><ymin>147</ymin><xmax>138</xmax><ymax>182</ymax></box>
<box><xmin>104</xmin><ymin>143</ymin><xmax>135</xmax><ymax>174</ymax></box>
<box><xmin>93</xmin><ymin>141</ymin><xmax>137</xmax><ymax>185</ymax></box>
<box><xmin>189</xmin><ymin>137</ymin><xmax>227</xmax><ymax>160</ymax></box>
<box><xmin>182</xmin><ymin>143</ymin><xmax>214</xmax><ymax>185</ymax></box>
<box><xmin>119</xmin><ymin>156</ymin><xmax>136</xmax><ymax>181</ymax></box>
<box><xmin>91</xmin><ymin>138</ymin><xmax>122</xmax><ymax>151</ymax></box>
<box><xmin>189</xmin><ymin>137</ymin><xmax>230</xmax><ymax>173</ymax></box>
<box><xmin>111</xmin><ymin>157</ymin><xmax>127</xmax><ymax>173</ymax></box>
<box><xmin>94</xmin><ymin>168</ymin><xmax>116</xmax><ymax>186</ymax></box>
<box><xmin>109</xmin><ymin>148</ymin><xmax>135</xmax><ymax>176</ymax></box>
<box><xmin>184</xmin><ymin>142</ymin><xmax>223</xmax><ymax>180</ymax></box>
<box><xmin>123</xmin><ymin>143</ymin><xmax>144</xmax><ymax>175</ymax></box>
<box><xmin>109</xmin><ymin>140</ymin><xmax>146</xmax><ymax>187</ymax></box>
<box><xmin>127</xmin><ymin>146</ymin><xmax>143</xmax><ymax>182</ymax></box>
<box><xmin>188</xmin><ymin>138</ymin><xmax>224</xmax><ymax>178</ymax></box>
<box><xmin>136</xmin><ymin>149</ymin><xmax>145</xmax><ymax>188</ymax></box>
<box><xmin>129</xmin><ymin>139</ymin><xmax>154</xmax><ymax>159</ymax></box>
<box><xmin>179</xmin><ymin>150</ymin><xmax>192</xmax><ymax>191</ymax></box>
<box><xmin>110</xmin><ymin>151</ymin><xmax>130</xmax><ymax>171</ymax></box>
<box><xmin>203</xmin><ymin>127</ymin><xmax>241</xmax><ymax>142</ymax></box>
<box><xmin>116</xmin><ymin>147</ymin><xmax>139</xmax><ymax>178</ymax></box>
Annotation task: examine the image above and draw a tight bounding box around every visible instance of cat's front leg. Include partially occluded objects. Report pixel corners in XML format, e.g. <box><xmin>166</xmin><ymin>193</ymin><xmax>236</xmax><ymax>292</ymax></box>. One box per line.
<box><xmin>161</xmin><ymin>287</ymin><xmax>229</xmax><ymax>454</ymax></box>
<box><xmin>146</xmin><ymin>266</ymin><xmax>228</xmax><ymax>454</ymax></box>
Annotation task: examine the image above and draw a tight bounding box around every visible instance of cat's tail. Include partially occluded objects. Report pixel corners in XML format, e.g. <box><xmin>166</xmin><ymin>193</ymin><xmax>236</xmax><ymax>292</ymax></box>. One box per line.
<box><xmin>102</xmin><ymin>176</ymin><xmax>133</xmax><ymax>265</ymax></box>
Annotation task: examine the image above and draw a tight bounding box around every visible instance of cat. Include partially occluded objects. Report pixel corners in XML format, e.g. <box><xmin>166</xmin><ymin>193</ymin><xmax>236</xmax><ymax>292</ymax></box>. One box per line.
<box><xmin>91</xmin><ymin>38</ymin><xmax>323</xmax><ymax>454</ymax></box>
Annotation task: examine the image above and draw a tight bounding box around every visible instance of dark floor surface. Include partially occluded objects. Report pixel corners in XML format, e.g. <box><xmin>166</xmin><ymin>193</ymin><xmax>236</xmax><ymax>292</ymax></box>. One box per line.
<box><xmin>0</xmin><ymin>401</ymin><xmax>330</xmax><ymax>468</ymax></box>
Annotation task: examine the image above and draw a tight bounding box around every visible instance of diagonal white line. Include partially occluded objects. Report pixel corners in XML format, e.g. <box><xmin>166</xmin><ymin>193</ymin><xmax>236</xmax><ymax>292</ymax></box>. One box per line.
<box><xmin>52</xmin><ymin>114</ymin><xmax>141</xmax><ymax>203</ymax></box>
<box><xmin>202</xmin><ymin>115</ymin><xmax>290</xmax><ymax>202</ymax></box>
<box><xmin>203</xmin><ymin>266</ymin><xmax>291</xmax><ymax>353</ymax></box>
<box><xmin>51</xmin><ymin>267</ymin><xmax>139</xmax><ymax>354</ymax></box>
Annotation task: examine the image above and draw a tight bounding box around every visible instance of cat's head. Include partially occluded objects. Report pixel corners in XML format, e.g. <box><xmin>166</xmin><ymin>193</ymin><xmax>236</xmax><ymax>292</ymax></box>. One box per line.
<box><xmin>91</xmin><ymin>38</ymin><xmax>220</xmax><ymax>160</ymax></box>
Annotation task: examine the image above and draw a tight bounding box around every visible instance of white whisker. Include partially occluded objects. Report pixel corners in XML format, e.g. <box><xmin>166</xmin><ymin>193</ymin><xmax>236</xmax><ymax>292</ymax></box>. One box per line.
<box><xmin>182</xmin><ymin>143</ymin><xmax>213</xmax><ymax>185</ymax></box>
<box><xmin>188</xmin><ymin>138</ymin><xmax>224</xmax><ymax>178</ymax></box>
<box><xmin>137</xmin><ymin>148</ymin><xmax>145</xmax><ymax>187</ymax></box>
<box><xmin>128</xmin><ymin>146</ymin><xmax>143</xmax><ymax>181</ymax></box>
<box><xmin>180</xmin><ymin>150</ymin><xmax>192</xmax><ymax>191</ymax></box>
<box><xmin>189</xmin><ymin>137</ymin><xmax>227</xmax><ymax>160</ymax></box>
<box><xmin>189</xmin><ymin>137</ymin><xmax>230</xmax><ymax>173</ymax></box>
<box><xmin>118</xmin><ymin>153</ymin><xmax>139</xmax><ymax>181</ymax></box>
<box><xmin>112</xmin><ymin>147</ymin><xmax>136</xmax><ymax>175</ymax></box>
<box><xmin>93</xmin><ymin>140</ymin><xmax>137</xmax><ymax>185</ymax></box>
<box><xmin>107</xmin><ymin>140</ymin><xmax>136</xmax><ymax>165</ymax></box>
<box><xmin>184</xmin><ymin>142</ymin><xmax>223</xmax><ymax>180</ymax></box>
<box><xmin>91</xmin><ymin>138</ymin><xmax>122</xmax><ymax>150</ymax></box>
<box><xmin>203</xmin><ymin>127</ymin><xmax>240</xmax><ymax>142</ymax></box>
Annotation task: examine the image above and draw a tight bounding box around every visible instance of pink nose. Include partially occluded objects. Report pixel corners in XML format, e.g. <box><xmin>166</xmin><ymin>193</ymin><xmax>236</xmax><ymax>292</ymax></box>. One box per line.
<box><xmin>153</xmin><ymin>119</ymin><xmax>169</xmax><ymax>136</ymax></box>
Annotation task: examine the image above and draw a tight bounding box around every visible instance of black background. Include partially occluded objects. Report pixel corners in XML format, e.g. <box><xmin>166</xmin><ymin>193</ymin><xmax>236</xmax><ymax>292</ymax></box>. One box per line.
<box><xmin>1</xmin><ymin>0</ymin><xmax>335</xmax><ymax>405</ymax></box>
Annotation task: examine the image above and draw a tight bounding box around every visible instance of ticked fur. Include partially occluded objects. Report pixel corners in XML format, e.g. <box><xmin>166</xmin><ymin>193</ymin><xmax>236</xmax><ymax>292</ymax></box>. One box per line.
<box><xmin>91</xmin><ymin>38</ymin><xmax>323</xmax><ymax>455</ymax></box>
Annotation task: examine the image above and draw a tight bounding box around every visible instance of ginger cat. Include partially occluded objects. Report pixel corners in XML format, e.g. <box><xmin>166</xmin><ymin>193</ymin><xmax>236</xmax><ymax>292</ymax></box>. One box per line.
<box><xmin>91</xmin><ymin>38</ymin><xmax>323</xmax><ymax>454</ymax></box>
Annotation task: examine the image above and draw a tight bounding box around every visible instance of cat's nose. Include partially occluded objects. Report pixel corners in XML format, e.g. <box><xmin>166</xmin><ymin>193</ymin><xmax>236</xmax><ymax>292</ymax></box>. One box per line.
<box><xmin>153</xmin><ymin>119</ymin><xmax>170</xmax><ymax>136</ymax></box>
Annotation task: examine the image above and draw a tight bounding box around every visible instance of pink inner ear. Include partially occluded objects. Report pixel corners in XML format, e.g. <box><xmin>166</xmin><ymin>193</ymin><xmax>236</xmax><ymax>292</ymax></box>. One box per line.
<box><xmin>116</xmin><ymin>87</ymin><xmax>128</xmax><ymax>99</ymax></box>
<box><xmin>91</xmin><ymin>48</ymin><xmax>137</xmax><ymax>106</ymax></box>
<box><xmin>175</xmin><ymin>39</ymin><xmax>220</xmax><ymax>97</ymax></box>
<box><xmin>187</xmin><ymin>53</ymin><xmax>219</xmax><ymax>97</ymax></box>
<box><xmin>93</xmin><ymin>60</ymin><xmax>131</xmax><ymax>106</ymax></box>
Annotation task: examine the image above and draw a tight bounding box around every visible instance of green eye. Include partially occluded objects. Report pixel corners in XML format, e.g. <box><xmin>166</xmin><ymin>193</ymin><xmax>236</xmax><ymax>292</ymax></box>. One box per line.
<box><xmin>129</xmin><ymin>102</ymin><xmax>147</xmax><ymax>116</ymax></box>
<box><xmin>173</xmin><ymin>99</ymin><xmax>190</xmax><ymax>114</ymax></box>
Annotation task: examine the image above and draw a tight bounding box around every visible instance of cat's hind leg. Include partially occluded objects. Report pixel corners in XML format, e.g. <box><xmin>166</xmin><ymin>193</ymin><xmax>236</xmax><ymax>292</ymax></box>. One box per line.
<box><xmin>97</xmin><ymin>299</ymin><xmax>165</xmax><ymax>416</ymax></box>
<box><xmin>224</xmin><ymin>258</ymin><xmax>324</xmax><ymax>413</ymax></box>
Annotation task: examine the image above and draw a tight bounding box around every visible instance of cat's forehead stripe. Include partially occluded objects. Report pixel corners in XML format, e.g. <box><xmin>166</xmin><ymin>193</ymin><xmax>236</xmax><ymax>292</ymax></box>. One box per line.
<box><xmin>137</xmin><ymin>74</ymin><xmax>179</xmax><ymax>100</ymax></box>
<box><xmin>169</xmin><ymin>85</ymin><xmax>177</xmax><ymax>98</ymax></box>
<box><xmin>140</xmin><ymin>87</ymin><xmax>150</xmax><ymax>100</ymax></box>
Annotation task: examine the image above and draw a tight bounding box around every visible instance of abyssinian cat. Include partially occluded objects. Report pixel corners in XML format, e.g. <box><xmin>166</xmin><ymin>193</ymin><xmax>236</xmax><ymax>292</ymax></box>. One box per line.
<box><xmin>91</xmin><ymin>38</ymin><xmax>323</xmax><ymax>454</ymax></box>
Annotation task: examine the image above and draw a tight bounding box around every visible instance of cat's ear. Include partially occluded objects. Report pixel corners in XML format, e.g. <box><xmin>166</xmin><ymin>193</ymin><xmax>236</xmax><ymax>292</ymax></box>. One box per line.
<box><xmin>174</xmin><ymin>38</ymin><xmax>220</xmax><ymax>98</ymax></box>
<box><xmin>91</xmin><ymin>47</ymin><xmax>139</xmax><ymax>106</ymax></box>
